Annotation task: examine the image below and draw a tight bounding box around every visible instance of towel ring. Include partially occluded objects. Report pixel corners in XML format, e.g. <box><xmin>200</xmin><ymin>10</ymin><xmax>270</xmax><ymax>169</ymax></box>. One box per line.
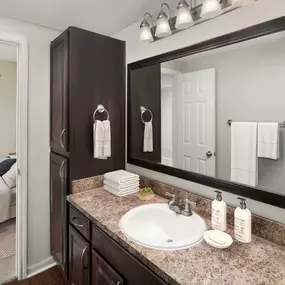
<box><xmin>93</xmin><ymin>104</ymin><xmax>109</xmax><ymax>122</ymax></box>
<box><xmin>140</xmin><ymin>106</ymin><xmax>153</xmax><ymax>123</ymax></box>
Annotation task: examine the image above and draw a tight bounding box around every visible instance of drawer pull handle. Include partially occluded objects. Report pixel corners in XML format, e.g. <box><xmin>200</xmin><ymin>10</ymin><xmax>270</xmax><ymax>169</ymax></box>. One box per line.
<box><xmin>117</xmin><ymin>282</ymin><xmax>122</xmax><ymax>285</ymax></box>
<box><xmin>71</xmin><ymin>217</ymin><xmax>84</xmax><ymax>228</ymax></box>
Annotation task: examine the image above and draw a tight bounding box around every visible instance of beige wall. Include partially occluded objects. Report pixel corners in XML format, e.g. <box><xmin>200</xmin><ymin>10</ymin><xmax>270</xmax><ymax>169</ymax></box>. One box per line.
<box><xmin>0</xmin><ymin>59</ymin><xmax>17</xmax><ymax>157</ymax></box>
<box><xmin>113</xmin><ymin>0</ymin><xmax>285</xmax><ymax>224</ymax></box>
<box><xmin>0</xmin><ymin>17</ymin><xmax>60</xmax><ymax>272</ymax></box>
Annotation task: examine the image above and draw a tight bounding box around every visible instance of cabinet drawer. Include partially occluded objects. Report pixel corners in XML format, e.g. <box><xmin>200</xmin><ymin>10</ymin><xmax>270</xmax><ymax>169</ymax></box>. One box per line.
<box><xmin>92</xmin><ymin>225</ymin><xmax>168</xmax><ymax>285</ymax></box>
<box><xmin>92</xmin><ymin>250</ymin><xmax>124</xmax><ymax>285</ymax></box>
<box><xmin>69</xmin><ymin>205</ymin><xmax>90</xmax><ymax>240</ymax></box>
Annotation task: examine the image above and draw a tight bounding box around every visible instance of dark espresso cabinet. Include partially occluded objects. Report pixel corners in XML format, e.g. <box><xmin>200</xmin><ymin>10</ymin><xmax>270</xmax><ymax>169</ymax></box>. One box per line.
<box><xmin>50</xmin><ymin>32</ymin><xmax>69</xmax><ymax>157</ymax></box>
<box><xmin>50</xmin><ymin>153</ymin><xmax>68</xmax><ymax>275</ymax></box>
<box><xmin>69</xmin><ymin>226</ymin><xmax>90</xmax><ymax>285</ymax></box>
<box><xmin>50</xmin><ymin>27</ymin><xmax>125</xmax><ymax>278</ymax></box>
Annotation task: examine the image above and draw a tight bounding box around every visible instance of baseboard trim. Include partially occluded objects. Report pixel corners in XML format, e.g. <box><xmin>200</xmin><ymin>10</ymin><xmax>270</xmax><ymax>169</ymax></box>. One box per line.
<box><xmin>27</xmin><ymin>256</ymin><xmax>56</xmax><ymax>278</ymax></box>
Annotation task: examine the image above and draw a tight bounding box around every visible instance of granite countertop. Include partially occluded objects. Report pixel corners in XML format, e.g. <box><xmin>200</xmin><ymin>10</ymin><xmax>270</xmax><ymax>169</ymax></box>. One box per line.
<box><xmin>67</xmin><ymin>188</ymin><xmax>285</xmax><ymax>285</ymax></box>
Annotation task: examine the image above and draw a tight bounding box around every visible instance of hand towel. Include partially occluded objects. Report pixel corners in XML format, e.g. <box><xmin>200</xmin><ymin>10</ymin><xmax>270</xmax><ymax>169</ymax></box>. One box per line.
<box><xmin>103</xmin><ymin>120</ymin><xmax>111</xmax><ymax>158</ymax></box>
<box><xmin>93</xmin><ymin>120</ymin><xmax>105</xmax><ymax>159</ymax></box>
<box><xmin>104</xmin><ymin>170</ymin><xmax>139</xmax><ymax>184</ymax></box>
<box><xmin>104</xmin><ymin>185</ymin><xmax>139</xmax><ymax>197</ymax></box>
<box><xmin>143</xmin><ymin>122</ymin><xmax>153</xmax><ymax>152</ymax></box>
<box><xmin>258</xmin><ymin>123</ymin><xmax>279</xmax><ymax>160</ymax></box>
<box><xmin>231</xmin><ymin>122</ymin><xmax>258</xmax><ymax>187</ymax></box>
<box><xmin>0</xmin><ymin>177</ymin><xmax>11</xmax><ymax>223</ymax></box>
<box><xmin>104</xmin><ymin>179</ymin><xmax>139</xmax><ymax>190</ymax></box>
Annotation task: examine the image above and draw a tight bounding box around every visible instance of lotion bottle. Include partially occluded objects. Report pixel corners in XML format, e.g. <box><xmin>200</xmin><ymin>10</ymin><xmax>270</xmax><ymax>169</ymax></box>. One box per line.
<box><xmin>234</xmin><ymin>198</ymin><xmax>252</xmax><ymax>243</ymax></box>
<box><xmin>211</xmin><ymin>191</ymin><xmax>227</xmax><ymax>231</ymax></box>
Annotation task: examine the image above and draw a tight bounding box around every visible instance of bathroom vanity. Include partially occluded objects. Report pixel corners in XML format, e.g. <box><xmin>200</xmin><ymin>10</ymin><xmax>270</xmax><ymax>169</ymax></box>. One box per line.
<box><xmin>66</xmin><ymin>187</ymin><xmax>285</xmax><ymax>285</ymax></box>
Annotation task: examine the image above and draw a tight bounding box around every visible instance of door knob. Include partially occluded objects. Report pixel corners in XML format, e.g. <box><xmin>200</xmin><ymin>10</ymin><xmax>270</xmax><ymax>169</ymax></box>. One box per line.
<box><xmin>206</xmin><ymin>151</ymin><xmax>212</xmax><ymax>158</ymax></box>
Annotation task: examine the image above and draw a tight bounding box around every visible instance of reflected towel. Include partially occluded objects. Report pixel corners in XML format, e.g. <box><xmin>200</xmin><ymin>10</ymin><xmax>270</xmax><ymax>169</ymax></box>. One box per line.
<box><xmin>231</xmin><ymin>122</ymin><xmax>258</xmax><ymax>187</ymax></box>
<box><xmin>258</xmin><ymin>123</ymin><xmax>279</xmax><ymax>160</ymax></box>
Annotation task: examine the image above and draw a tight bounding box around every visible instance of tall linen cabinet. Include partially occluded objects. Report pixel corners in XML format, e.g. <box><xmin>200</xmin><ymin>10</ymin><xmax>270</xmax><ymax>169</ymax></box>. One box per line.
<box><xmin>50</xmin><ymin>26</ymin><xmax>125</xmax><ymax>278</ymax></box>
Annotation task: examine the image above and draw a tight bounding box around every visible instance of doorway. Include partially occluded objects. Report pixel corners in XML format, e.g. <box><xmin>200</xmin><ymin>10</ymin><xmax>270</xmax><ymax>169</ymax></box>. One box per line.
<box><xmin>0</xmin><ymin>43</ymin><xmax>17</xmax><ymax>283</ymax></box>
<box><xmin>0</xmin><ymin>32</ymin><xmax>28</xmax><ymax>283</ymax></box>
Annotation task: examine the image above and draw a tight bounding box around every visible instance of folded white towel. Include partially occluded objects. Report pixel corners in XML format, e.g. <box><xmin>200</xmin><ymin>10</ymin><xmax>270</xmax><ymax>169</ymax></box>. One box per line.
<box><xmin>104</xmin><ymin>179</ymin><xmax>139</xmax><ymax>190</ymax></box>
<box><xmin>231</xmin><ymin>122</ymin><xmax>258</xmax><ymax>187</ymax></box>
<box><xmin>258</xmin><ymin>123</ymin><xmax>279</xmax><ymax>160</ymax></box>
<box><xmin>143</xmin><ymin>122</ymin><xmax>153</xmax><ymax>152</ymax></box>
<box><xmin>93</xmin><ymin>120</ymin><xmax>105</xmax><ymax>159</ymax></box>
<box><xmin>104</xmin><ymin>170</ymin><xmax>139</xmax><ymax>185</ymax></box>
<box><xmin>103</xmin><ymin>120</ymin><xmax>111</xmax><ymax>158</ymax></box>
<box><xmin>104</xmin><ymin>185</ymin><xmax>139</xmax><ymax>197</ymax></box>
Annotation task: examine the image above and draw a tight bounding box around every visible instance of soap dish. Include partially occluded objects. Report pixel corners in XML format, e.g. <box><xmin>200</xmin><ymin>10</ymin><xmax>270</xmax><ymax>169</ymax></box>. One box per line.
<box><xmin>203</xmin><ymin>230</ymin><xmax>233</xmax><ymax>249</ymax></box>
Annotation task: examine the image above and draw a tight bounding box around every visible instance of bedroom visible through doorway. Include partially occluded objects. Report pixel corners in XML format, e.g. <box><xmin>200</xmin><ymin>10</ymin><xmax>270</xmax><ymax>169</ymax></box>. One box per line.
<box><xmin>0</xmin><ymin>43</ymin><xmax>17</xmax><ymax>284</ymax></box>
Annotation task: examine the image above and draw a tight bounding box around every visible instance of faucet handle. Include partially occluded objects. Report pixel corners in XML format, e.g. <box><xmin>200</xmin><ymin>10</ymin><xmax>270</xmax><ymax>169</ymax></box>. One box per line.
<box><xmin>185</xmin><ymin>199</ymin><xmax>196</xmax><ymax>207</ymax></box>
<box><xmin>181</xmin><ymin>199</ymin><xmax>196</xmax><ymax>216</ymax></box>
<box><xmin>165</xmin><ymin>192</ymin><xmax>176</xmax><ymax>200</ymax></box>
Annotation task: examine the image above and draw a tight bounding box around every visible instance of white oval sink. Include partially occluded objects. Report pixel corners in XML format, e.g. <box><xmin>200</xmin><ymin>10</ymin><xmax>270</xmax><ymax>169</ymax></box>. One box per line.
<box><xmin>119</xmin><ymin>203</ymin><xmax>207</xmax><ymax>251</ymax></box>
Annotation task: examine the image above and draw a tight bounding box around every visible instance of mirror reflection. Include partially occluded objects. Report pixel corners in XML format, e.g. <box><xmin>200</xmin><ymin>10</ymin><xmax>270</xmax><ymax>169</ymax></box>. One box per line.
<box><xmin>129</xmin><ymin>31</ymin><xmax>285</xmax><ymax>195</ymax></box>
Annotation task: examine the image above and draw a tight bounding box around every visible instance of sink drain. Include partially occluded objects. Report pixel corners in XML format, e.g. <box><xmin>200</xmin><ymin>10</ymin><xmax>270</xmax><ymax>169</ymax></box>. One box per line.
<box><xmin>165</xmin><ymin>239</ymin><xmax>174</xmax><ymax>243</ymax></box>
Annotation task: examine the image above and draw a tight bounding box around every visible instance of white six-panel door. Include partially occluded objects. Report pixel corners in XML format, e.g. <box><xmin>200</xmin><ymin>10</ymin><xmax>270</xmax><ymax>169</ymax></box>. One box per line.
<box><xmin>177</xmin><ymin>69</ymin><xmax>216</xmax><ymax>176</ymax></box>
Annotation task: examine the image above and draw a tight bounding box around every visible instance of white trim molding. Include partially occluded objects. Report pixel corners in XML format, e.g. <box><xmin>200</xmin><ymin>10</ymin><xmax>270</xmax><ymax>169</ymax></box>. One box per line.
<box><xmin>27</xmin><ymin>257</ymin><xmax>56</xmax><ymax>278</ymax></box>
<box><xmin>0</xmin><ymin>32</ymin><xmax>29</xmax><ymax>279</ymax></box>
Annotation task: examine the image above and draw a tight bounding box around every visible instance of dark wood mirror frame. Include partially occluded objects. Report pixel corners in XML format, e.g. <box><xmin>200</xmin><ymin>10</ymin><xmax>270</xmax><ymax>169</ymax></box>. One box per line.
<box><xmin>127</xmin><ymin>16</ymin><xmax>285</xmax><ymax>209</ymax></box>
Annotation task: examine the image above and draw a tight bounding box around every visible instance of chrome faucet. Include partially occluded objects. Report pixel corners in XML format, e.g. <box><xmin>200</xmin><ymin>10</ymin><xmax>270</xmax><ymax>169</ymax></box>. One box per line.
<box><xmin>165</xmin><ymin>192</ymin><xmax>196</xmax><ymax>217</ymax></box>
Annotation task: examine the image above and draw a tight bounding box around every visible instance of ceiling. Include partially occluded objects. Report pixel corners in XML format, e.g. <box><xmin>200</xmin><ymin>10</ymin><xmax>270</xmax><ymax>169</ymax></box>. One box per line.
<box><xmin>0</xmin><ymin>43</ymin><xmax>17</xmax><ymax>62</ymax></box>
<box><xmin>0</xmin><ymin>0</ymin><xmax>189</xmax><ymax>35</ymax></box>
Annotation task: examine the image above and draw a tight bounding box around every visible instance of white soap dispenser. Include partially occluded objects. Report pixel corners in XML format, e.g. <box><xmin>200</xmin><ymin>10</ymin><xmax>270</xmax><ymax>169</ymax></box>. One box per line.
<box><xmin>211</xmin><ymin>191</ymin><xmax>227</xmax><ymax>231</ymax></box>
<box><xmin>234</xmin><ymin>198</ymin><xmax>252</xmax><ymax>243</ymax></box>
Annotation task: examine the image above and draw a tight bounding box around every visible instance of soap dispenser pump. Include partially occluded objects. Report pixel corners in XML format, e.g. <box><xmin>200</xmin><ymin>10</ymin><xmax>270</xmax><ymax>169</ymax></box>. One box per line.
<box><xmin>234</xmin><ymin>197</ymin><xmax>252</xmax><ymax>243</ymax></box>
<box><xmin>211</xmin><ymin>190</ymin><xmax>227</xmax><ymax>231</ymax></box>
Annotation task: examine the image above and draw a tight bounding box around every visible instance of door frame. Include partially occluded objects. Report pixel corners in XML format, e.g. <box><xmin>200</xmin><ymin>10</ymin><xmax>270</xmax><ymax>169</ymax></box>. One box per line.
<box><xmin>0</xmin><ymin>32</ymin><xmax>29</xmax><ymax>279</ymax></box>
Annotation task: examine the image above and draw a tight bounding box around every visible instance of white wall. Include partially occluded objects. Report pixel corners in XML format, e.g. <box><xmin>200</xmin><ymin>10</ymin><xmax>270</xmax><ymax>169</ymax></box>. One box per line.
<box><xmin>0</xmin><ymin>59</ymin><xmax>17</xmax><ymax>156</ymax></box>
<box><xmin>0</xmin><ymin>17</ymin><xmax>60</xmax><ymax>270</ymax></box>
<box><xmin>113</xmin><ymin>0</ymin><xmax>285</xmax><ymax>224</ymax></box>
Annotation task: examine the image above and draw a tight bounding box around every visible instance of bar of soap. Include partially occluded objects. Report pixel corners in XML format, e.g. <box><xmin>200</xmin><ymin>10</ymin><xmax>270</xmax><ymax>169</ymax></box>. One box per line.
<box><xmin>137</xmin><ymin>188</ymin><xmax>154</xmax><ymax>201</ymax></box>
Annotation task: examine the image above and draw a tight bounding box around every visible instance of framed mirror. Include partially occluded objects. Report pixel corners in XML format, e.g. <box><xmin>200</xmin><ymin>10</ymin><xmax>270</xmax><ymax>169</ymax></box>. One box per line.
<box><xmin>128</xmin><ymin>17</ymin><xmax>285</xmax><ymax>208</ymax></box>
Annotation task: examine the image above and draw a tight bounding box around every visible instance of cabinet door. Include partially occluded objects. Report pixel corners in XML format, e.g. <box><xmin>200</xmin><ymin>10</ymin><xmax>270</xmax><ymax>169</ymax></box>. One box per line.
<box><xmin>92</xmin><ymin>250</ymin><xmax>124</xmax><ymax>285</ymax></box>
<box><xmin>50</xmin><ymin>153</ymin><xmax>68</xmax><ymax>276</ymax></box>
<box><xmin>69</xmin><ymin>226</ymin><xmax>90</xmax><ymax>285</ymax></box>
<box><xmin>50</xmin><ymin>31</ymin><xmax>69</xmax><ymax>156</ymax></box>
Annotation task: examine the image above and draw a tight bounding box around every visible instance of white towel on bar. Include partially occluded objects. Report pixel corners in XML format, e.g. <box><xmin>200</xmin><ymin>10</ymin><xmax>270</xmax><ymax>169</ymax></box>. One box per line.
<box><xmin>231</xmin><ymin>122</ymin><xmax>258</xmax><ymax>187</ymax></box>
<box><xmin>104</xmin><ymin>185</ymin><xmax>139</xmax><ymax>197</ymax></box>
<box><xmin>258</xmin><ymin>123</ymin><xmax>279</xmax><ymax>160</ymax></box>
<box><xmin>103</xmin><ymin>120</ymin><xmax>111</xmax><ymax>158</ymax></box>
<box><xmin>93</xmin><ymin>120</ymin><xmax>105</xmax><ymax>159</ymax></box>
<box><xmin>104</xmin><ymin>179</ymin><xmax>139</xmax><ymax>190</ymax></box>
<box><xmin>104</xmin><ymin>170</ymin><xmax>139</xmax><ymax>185</ymax></box>
<box><xmin>143</xmin><ymin>122</ymin><xmax>153</xmax><ymax>152</ymax></box>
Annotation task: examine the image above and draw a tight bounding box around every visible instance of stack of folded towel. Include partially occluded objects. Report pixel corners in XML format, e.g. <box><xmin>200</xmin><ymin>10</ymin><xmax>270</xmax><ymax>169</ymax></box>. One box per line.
<box><xmin>103</xmin><ymin>170</ymin><xmax>139</xmax><ymax>197</ymax></box>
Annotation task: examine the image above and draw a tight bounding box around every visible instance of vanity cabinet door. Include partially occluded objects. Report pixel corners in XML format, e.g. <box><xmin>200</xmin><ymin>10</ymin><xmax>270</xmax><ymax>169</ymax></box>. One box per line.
<box><xmin>50</xmin><ymin>153</ymin><xmax>68</xmax><ymax>276</ymax></box>
<box><xmin>92</xmin><ymin>250</ymin><xmax>124</xmax><ymax>285</ymax></box>
<box><xmin>69</xmin><ymin>226</ymin><xmax>90</xmax><ymax>285</ymax></box>
<box><xmin>50</xmin><ymin>30</ymin><xmax>69</xmax><ymax>156</ymax></box>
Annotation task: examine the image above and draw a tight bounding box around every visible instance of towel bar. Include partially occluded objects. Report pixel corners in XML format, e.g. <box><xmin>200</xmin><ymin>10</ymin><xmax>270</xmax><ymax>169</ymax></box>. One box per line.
<box><xmin>140</xmin><ymin>106</ymin><xmax>153</xmax><ymax>123</ymax></box>
<box><xmin>93</xmin><ymin>104</ymin><xmax>110</xmax><ymax>122</ymax></box>
<box><xmin>227</xmin><ymin>119</ymin><xmax>285</xmax><ymax>127</ymax></box>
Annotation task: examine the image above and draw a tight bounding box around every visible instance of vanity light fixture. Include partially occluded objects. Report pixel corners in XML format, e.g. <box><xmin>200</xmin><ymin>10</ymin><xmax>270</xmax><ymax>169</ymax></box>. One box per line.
<box><xmin>200</xmin><ymin>0</ymin><xmax>222</xmax><ymax>19</ymax></box>
<box><xmin>175</xmin><ymin>0</ymin><xmax>194</xmax><ymax>30</ymax></box>
<box><xmin>140</xmin><ymin>0</ymin><xmax>259</xmax><ymax>43</ymax></box>
<box><xmin>140</xmin><ymin>13</ymin><xmax>154</xmax><ymax>42</ymax></box>
<box><xmin>155</xmin><ymin>3</ymin><xmax>172</xmax><ymax>38</ymax></box>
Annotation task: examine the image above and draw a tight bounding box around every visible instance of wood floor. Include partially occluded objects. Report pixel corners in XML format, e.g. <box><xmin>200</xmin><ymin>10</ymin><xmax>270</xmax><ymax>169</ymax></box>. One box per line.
<box><xmin>4</xmin><ymin>267</ymin><xmax>66</xmax><ymax>285</ymax></box>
